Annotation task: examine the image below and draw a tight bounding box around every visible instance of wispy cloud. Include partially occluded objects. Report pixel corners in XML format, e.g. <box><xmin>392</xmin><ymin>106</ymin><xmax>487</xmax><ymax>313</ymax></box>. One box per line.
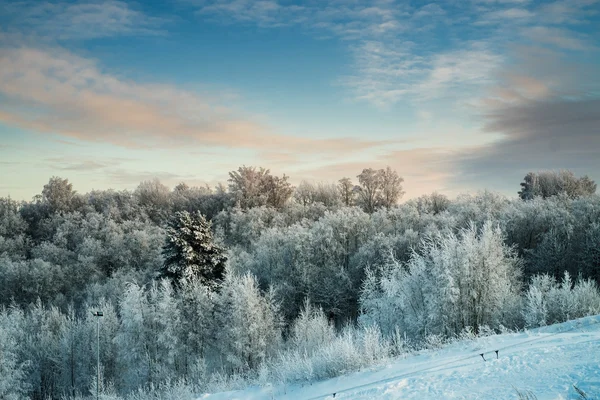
<box><xmin>187</xmin><ymin>0</ymin><xmax>599</xmax><ymax>109</ymax></box>
<box><xmin>523</xmin><ymin>26</ymin><xmax>591</xmax><ymax>50</ymax></box>
<box><xmin>292</xmin><ymin>145</ymin><xmax>460</xmax><ymax>199</ymax></box>
<box><xmin>480</xmin><ymin>7</ymin><xmax>534</xmax><ymax>22</ymax></box>
<box><xmin>105</xmin><ymin>168</ymin><xmax>187</xmax><ymax>185</ymax></box>
<box><xmin>451</xmin><ymin>36</ymin><xmax>600</xmax><ymax>192</ymax></box>
<box><xmin>45</xmin><ymin>159</ymin><xmax>110</xmax><ymax>171</ymax></box>
<box><xmin>1</xmin><ymin>0</ymin><xmax>166</xmax><ymax>40</ymax></box>
<box><xmin>537</xmin><ymin>0</ymin><xmax>599</xmax><ymax>25</ymax></box>
<box><xmin>0</xmin><ymin>45</ymin><xmax>391</xmax><ymax>155</ymax></box>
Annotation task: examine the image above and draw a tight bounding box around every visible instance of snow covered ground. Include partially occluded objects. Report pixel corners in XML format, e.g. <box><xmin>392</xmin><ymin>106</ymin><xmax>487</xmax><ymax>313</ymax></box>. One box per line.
<box><xmin>199</xmin><ymin>315</ymin><xmax>600</xmax><ymax>400</ymax></box>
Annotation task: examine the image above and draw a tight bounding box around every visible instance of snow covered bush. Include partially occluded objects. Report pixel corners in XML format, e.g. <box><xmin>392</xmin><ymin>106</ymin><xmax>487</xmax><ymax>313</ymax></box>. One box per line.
<box><xmin>290</xmin><ymin>299</ymin><xmax>336</xmax><ymax>357</ymax></box>
<box><xmin>268</xmin><ymin>307</ymin><xmax>391</xmax><ymax>384</ymax></box>
<box><xmin>523</xmin><ymin>272</ymin><xmax>600</xmax><ymax>327</ymax></box>
<box><xmin>360</xmin><ymin>221</ymin><xmax>523</xmax><ymax>341</ymax></box>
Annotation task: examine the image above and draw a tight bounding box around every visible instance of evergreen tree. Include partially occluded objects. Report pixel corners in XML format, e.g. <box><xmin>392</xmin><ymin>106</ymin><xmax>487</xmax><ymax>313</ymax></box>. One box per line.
<box><xmin>160</xmin><ymin>211</ymin><xmax>227</xmax><ymax>289</ymax></box>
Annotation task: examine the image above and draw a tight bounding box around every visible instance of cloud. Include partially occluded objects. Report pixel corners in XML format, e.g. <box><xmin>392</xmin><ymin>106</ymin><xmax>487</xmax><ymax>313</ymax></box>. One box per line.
<box><xmin>343</xmin><ymin>40</ymin><xmax>504</xmax><ymax>107</ymax></box>
<box><xmin>452</xmin><ymin>40</ymin><xmax>600</xmax><ymax>192</ymax></box>
<box><xmin>188</xmin><ymin>0</ymin><xmax>599</xmax><ymax>109</ymax></box>
<box><xmin>0</xmin><ymin>0</ymin><xmax>166</xmax><ymax>40</ymax></box>
<box><xmin>44</xmin><ymin>159</ymin><xmax>110</xmax><ymax>171</ymax></box>
<box><xmin>481</xmin><ymin>8</ymin><xmax>534</xmax><ymax>21</ymax></box>
<box><xmin>104</xmin><ymin>168</ymin><xmax>186</xmax><ymax>186</ymax></box>
<box><xmin>291</xmin><ymin>146</ymin><xmax>460</xmax><ymax>199</ymax></box>
<box><xmin>454</xmin><ymin>97</ymin><xmax>600</xmax><ymax>191</ymax></box>
<box><xmin>0</xmin><ymin>46</ymin><xmax>391</xmax><ymax>155</ymax></box>
<box><xmin>537</xmin><ymin>0</ymin><xmax>599</xmax><ymax>25</ymax></box>
<box><xmin>523</xmin><ymin>26</ymin><xmax>591</xmax><ymax>50</ymax></box>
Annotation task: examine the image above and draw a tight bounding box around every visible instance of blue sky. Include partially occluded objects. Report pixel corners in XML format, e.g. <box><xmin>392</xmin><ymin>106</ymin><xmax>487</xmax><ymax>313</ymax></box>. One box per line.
<box><xmin>0</xmin><ymin>0</ymin><xmax>599</xmax><ymax>200</ymax></box>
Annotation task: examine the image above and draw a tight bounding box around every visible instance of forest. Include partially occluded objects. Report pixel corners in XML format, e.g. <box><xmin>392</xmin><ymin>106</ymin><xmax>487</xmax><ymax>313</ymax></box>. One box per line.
<box><xmin>1</xmin><ymin>167</ymin><xmax>599</xmax><ymax>400</ymax></box>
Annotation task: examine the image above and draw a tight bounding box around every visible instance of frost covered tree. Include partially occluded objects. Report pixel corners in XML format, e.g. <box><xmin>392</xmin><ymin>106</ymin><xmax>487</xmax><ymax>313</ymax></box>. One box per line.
<box><xmin>523</xmin><ymin>272</ymin><xmax>600</xmax><ymax>327</ymax></box>
<box><xmin>0</xmin><ymin>308</ymin><xmax>29</xmax><ymax>400</ymax></box>
<box><xmin>114</xmin><ymin>282</ymin><xmax>182</xmax><ymax>392</ymax></box>
<box><xmin>160</xmin><ymin>211</ymin><xmax>227</xmax><ymax>289</ymax></box>
<box><xmin>518</xmin><ymin>170</ymin><xmax>596</xmax><ymax>200</ymax></box>
<box><xmin>228</xmin><ymin>166</ymin><xmax>293</xmax><ymax>209</ymax></box>
<box><xmin>294</xmin><ymin>181</ymin><xmax>341</xmax><ymax>207</ymax></box>
<box><xmin>42</xmin><ymin>176</ymin><xmax>79</xmax><ymax>214</ymax></box>
<box><xmin>413</xmin><ymin>192</ymin><xmax>451</xmax><ymax>215</ymax></box>
<box><xmin>114</xmin><ymin>283</ymin><xmax>152</xmax><ymax>392</ymax></box>
<box><xmin>338</xmin><ymin>177</ymin><xmax>356</xmax><ymax>206</ymax></box>
<box><xmin>361</xmin><ymin>221</ymin><xmax>523</xmax><ymax>339</ymax></box>
<box><xmin>290</xmin><ymin>299</ymin><xmax>335</xmax><ymax>356</ymax></box>
<box><xmin>356</xmin><ymin>168</ymin><xmax>381</xmax><ymax>213</ymax></box>
<box><xmin>380</xmin><ymin>166</ymin><xmax>404</xmax><ymax>209</ymax></box>
<box><xmin>135</xmin><ymin>178</ymin><xmax>172</xmax><ymax>222</ymax></box>
<box><xmin>356</xmin><ymin>167</ymin><xmax>403</xmax><ymax>213</ymax></box>
<box><xmin>177</xmin><ymin>278</ymin><xmax>213</xmax><ymax>376</ymax></box>
<box><xmin>213</xmin><ymin>273</ymin><xmax>282</xmax><ymax>372</ymax></box>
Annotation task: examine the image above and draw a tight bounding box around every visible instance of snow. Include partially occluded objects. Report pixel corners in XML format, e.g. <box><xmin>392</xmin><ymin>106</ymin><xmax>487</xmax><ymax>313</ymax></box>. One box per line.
<box><xmin>198</xmin><ymin>314</ymin><xmax>600</xmax><ymax>400</ymax></box>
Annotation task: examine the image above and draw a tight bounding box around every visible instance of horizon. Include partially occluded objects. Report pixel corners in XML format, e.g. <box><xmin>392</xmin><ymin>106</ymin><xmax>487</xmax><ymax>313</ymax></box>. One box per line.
<box><xmin>1</xmin><ymin>0</ymin><xmax>599</xmax><ymax>201</ymax></box>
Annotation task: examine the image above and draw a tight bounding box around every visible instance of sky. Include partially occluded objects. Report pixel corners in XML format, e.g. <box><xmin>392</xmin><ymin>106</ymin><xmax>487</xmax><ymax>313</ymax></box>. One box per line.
<box><xmin>0</xmin><ymin>0</ymin><xmax>599</xmax><ymax>201</ymax></box>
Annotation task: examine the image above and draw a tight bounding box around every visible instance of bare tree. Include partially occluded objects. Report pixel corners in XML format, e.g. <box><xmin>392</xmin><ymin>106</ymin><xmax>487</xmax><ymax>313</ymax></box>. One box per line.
<box><xmin>228</xmin><ymin>166</ymin><xmax>293</xmax><ymax>209</ymax></box>
<box><xmin>338</xmin><ymin>178</ymin><xmax>355</xmax><ymax>206</ymax></box>
<box><xmin>356</xmin><ymin>167</ymin><xmax>404</xmax><ymax>213</ymax></box>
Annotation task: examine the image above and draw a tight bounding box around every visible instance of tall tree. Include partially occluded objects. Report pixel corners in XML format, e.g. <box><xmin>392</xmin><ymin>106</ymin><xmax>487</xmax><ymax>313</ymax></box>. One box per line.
<box><xmin>519</xmin><ymin>170</ymin><xmax>596</xmax><ymax>200</ymax></box>
<box><xmin>213</xmin><ymin>273</ymin><xmax>282</xmax><ymax>372</ymax></box>
<box><xmin>160</xmin><ymin>211</ymin><xmax>227</xmax><ymax>289</ymax></box>
<box><xmin>356</xmin><ymin>168</ymin><xmax>381</xmax><ymax>214</ymax></box>
<box><xmin>356</xmin><ymin>167</ymin><xmax>404</xmax><ymax>213</ymax></box>
<box><xmin>379</xmin><ymin>166</ymin><xmax>404</xmax><ymax>209</ymax></box>
<box><xmin>135</xmin><ymin>178</ymin><xmax>171</xmax><ymax>222</ymax></box>
<box><xmin>228</xmin><ymin>166</ymin><xmax>293</xmax><ymax>209</ymax></box>
<box><xmin>42</xmin><ymin>176</ymin><xmax>78</xmax><ymax>214</ymax></box>
<box><xmin>338</xmin><ymin>178</ymin><xmax>355</xmax><ymax>206</ymax></box>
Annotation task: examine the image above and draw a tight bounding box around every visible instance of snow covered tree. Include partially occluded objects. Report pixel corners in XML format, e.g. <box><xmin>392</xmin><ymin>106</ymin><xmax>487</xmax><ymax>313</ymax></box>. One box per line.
<box><xmin>518</xmin><ymin>170</ymin><xmax>596</xmax><ymax>200</ymax></box>
<box><xmin>42</xmin><ymin>176</ymin><xmax>79</xmax><ymax>214</ymax></box>
<box><xmin>379</xmin><ymin>166</ymin><xmax>404</xmax><ymax>209</ymax></box>
<box><xmin>22</xmin><ymin>301</ymin><xmax>68</xmax><ymax>399</ymax></box>
<box><xmin>160</xmin><ymin>211</ymin><xmax>227</xmax><ymax>289</ymax></box>
<box><xmin>356</xmin><ymin>168</ymin><xmax>381</xmax><ymax>214</ymax></box>
<box><xmin>338</xmin><ymin>177</ymin><xmax>356</xmax><ymax>206</ymax></box>
<box><xmin>135</xmin><ymin>178</ymin><xmax>172</xmax><ymax>223</ymax></box>
<box><xmin>360</xmin><ymin>221</ymin><xmax>523</xmax><ymax>339</ymax></box>
<box><xmin>0</xmin><ymin>307</ymin><xmax>29</xmax><ymax>400</ymax></box>
<box><xmin>290</xmin><ymin>299</ymin><xmax>335</xmax><ymax>356</ymax></box>
<box><xmin>177</xmin><ymin>278</ymin><xmax>213</xmax><ymax>375</ymax></box>
<box><xmin>228</xmin><ymin>166</ymin><xmax>293</xmax><ymax>209</ymax></box>
<box><xmin>213</xmin><ymin>273</ymin><xmax>282</xmax><ymax>372</ymax></box>
<box><xmin>356</xmin><ymin>167</ymin><xmax>404</xmax><ymax>213</ymax></box>
<box><xmin>412</xmin><ymin>192</ymin><xmax>451</xmax><ymax>215</ymax></box>
<box><xmin>523</xmin><ymin>272</ymin><xmax>600</xmax><ymax>327</ymax></box>
<box><xmin>114</xmin><ymin>283</ymin><xmax>151</xmax><ymax>393</ymax></box>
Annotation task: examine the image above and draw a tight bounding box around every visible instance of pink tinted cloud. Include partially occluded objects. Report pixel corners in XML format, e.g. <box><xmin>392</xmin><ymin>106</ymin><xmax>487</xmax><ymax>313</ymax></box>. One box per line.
<box><xmin>292</xmin><ymin>146</ymin><xmax>460</xmax><ymax>199</ymax></box>
<box><xmin>0</xmin><ymin>46</ymin><xmax>390</xmax><ymax>155</ymax></box>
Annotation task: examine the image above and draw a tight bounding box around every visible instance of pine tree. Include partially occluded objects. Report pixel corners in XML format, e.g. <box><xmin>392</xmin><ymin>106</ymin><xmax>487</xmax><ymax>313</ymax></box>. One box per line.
<box><xmin>160</xmin><ymin>211</ymin><xmax>227</xmax><ymax>289</ymax></box>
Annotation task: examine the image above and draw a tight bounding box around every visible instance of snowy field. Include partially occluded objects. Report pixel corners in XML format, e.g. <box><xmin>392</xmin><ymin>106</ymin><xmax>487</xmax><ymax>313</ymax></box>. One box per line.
<box><xmin>200</xmin><ymin>315</ymin><xmax>600</xmax><ymax>400</ymax></box>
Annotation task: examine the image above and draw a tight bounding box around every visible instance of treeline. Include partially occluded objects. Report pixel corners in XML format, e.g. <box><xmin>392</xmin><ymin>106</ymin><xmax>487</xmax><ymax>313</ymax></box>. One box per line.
<box><xmin>1</xmin><ymin>168</ymin><xmax>599</xmax><ymax>399</ymax></box>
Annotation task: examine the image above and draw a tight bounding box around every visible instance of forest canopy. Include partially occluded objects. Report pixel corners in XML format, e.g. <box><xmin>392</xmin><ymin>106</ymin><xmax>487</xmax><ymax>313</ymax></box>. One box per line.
<box><xmin>1</xmin><ymin>168</ymin><xmax>599</xmax><ymax>400</ymax></box>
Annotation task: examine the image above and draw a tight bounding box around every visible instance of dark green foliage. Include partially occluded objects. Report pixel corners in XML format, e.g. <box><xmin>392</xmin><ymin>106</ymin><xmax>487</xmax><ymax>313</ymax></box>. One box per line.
<box><xmin>160</xmin><ymin>211</ymin><xmax>227</xmax><ymax>289</ymax></box>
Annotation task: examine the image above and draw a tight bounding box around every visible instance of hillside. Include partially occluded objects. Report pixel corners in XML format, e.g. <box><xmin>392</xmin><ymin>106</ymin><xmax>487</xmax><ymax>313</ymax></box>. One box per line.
<box><xmin>200</xmin><ymin>315</ymin><xmax>600</xmax><ymax>400</ymax></box>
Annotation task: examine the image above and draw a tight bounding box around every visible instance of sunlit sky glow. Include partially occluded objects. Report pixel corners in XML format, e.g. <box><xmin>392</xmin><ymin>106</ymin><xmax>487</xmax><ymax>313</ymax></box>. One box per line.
<box><xmin>1</xmin><ymin>0</ymin><xmax>599</xmax><ymax>200</ymax></box>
